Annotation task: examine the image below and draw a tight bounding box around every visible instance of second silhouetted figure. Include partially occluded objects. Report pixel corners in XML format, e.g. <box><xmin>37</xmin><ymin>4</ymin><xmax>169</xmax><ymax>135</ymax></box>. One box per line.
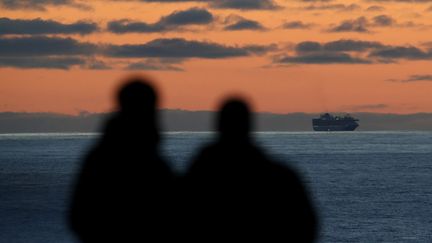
<box><xmin>184</xmin><ymin>98</ymin><xmax>318</xmax><ymax>242</ymax></box>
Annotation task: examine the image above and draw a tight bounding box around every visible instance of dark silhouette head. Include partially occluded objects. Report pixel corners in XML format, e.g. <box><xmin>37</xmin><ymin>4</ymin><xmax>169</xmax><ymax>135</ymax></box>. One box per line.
<box><xmin>118</xmin><ymin>78</ymin><xmax>157</xmax><ymax>117</ymax></box>
<box><xmin>217</xmin><ymin>98</ymin><xmax>252</xmax><ymax>143</ymax></box>
<box><xmin>101</xmin><ymin>77</ymin><xmax>160</xmax><ymax>147</ymax></box>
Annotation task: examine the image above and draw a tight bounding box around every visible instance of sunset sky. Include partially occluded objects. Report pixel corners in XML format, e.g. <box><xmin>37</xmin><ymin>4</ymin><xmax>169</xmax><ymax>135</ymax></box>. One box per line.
<box><xmin>1</xmin><ymin>0</ymin><xmax>432</xmax><ymax>114</ymax></box>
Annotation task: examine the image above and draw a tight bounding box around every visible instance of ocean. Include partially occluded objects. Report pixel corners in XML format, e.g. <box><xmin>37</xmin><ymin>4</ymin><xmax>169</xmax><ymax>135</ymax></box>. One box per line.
<box><xmin>0</xmin><ymin>132</ymin><xmax>431</xmax><ymax>242</ymax></box>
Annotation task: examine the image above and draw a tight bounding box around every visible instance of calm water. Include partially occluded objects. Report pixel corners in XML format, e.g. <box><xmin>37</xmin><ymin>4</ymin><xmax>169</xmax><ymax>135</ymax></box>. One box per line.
<box><xmin>0</xmin><ymin>132</ymin><xmax>431</xmax><ymax>242</ymax></box>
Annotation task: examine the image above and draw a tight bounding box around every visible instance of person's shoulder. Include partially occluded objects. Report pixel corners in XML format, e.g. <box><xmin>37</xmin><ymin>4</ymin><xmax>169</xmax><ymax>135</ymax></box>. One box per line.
<box><xmin>197</xmin><ymin>143</ymin><xmax>222</xmax><ymax>157</ymax></box>
<box><xmin>187</xmin><ymin>143</ymin><xmax>221</xmax><ymax>173</ymax></box>
<box><xmin>266</xmin><ymin>159</ymin><xmax>302</xmax><ymax>180</ymax></box>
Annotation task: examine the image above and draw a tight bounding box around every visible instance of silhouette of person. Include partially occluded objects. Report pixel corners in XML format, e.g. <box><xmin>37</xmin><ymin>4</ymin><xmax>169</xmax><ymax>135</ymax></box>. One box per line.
<box><xmin>69</xmin><ymin>77</ymin><xmax>175</xmax><ymax>242</ymax></box>
<box><xmin>183</xmin><ymin>98</ymin><xmax>319</xmax><ymax>242</ymax></box>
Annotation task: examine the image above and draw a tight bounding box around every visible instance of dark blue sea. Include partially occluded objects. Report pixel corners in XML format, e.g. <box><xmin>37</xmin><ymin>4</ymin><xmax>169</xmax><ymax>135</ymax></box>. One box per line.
<box><xmin>0</xmin><ymin>132</ymin><xmax>431</xmax><ymax>242</ymax></box>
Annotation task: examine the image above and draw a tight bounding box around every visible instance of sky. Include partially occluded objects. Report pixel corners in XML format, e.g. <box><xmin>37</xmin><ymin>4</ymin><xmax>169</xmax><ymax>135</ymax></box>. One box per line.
<box><xmin>0</xmin><ymin>0</ymin><xmax>432</xmax><ymax>114</ymax></box>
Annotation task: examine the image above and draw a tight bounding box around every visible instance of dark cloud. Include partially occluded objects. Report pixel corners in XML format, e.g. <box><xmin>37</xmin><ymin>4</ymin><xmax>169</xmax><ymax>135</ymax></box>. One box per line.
<box><xmin>108</xmin><ymin>8</ymin><xmax>213</xmax><ymax>33</ymax></box>
<box><xmin>224</xmin><ymin>16</ymin><xmax>265</xmax><ymax>31</ymax></box>
<box><xmin>399</xmin><ymin>21</ymin><xmax>429</xmax><ymax>29</ymax></box>
<box><xmin>403</xmin><ymin>74</ymin><xmax>432</xmax><ymax>82</ymax></box>
<box><xmin>126</xmin><ymin>59</ymin><xmax>184</xmax><ymax>71</ymax></box>
<box><xmin>0</xmin><ymin>56</ymin><xmax>85</xmax><ymax>69</ymax></box>
<box><xmin>295</xmin><ymin>41</ymin><xmax>322</xmax><ymax>53</ymax></box>
<box><xmin>0</xmin><ymin>57</ymin><xmax>110</xmax><ymax>70</ymax></box>
<box><xmin>295</xmin><ymin>40</ymin><xmax>432</xmax><ymax>62</ymax></box>
<box><xmin>421</xmin><ymin>41</ymin><xmax>432</xmax><ymax>48</ymax></box>
<box><xmin>158</xmin><ymin>7</ymin><xmax>213</xmax><ymax>25</ymax></box>
<box><xmin>282</xmin><ymin>21</ymin><xmax>313</xmax><ymax>29</ymax></box>
<box><xmin>0</xmin><ymin>36</ymin><xmax>97</xmax><ymax>57</ymax></box>
<box><xmin>323</xmin><ymin>39</ymin><xmax>385</xmax><ymax>52</ymax></box>
<box><xmin>372</xmin><ymin>15</ymin><xmax>396</xmax><ymax>26</ymax></box>
<box><xmin>243</xmin><ymin>44</ymin><xmax>278</xmax><ymax>55</ymax></box>
<box><xmin>389</xmin><ymin>74</ymin><xmax>432</xmax><ymax>82</ymax></box>
<box><xmin>3</xmin><ymin>33</ymin><xmax>430</xmax><ymax>70</ymax></box>
<box><xmin>344</xmin><ymin>104</ymin><xmax>389</xmax><ymax>111</ymax></box>
<box><xmin>295</xmin><ymin>40</ymin><xmax>386</xmax><ymax>53</ymax></box>
<box><xmin>209</xmin><ymin>0</ymin><xmax>281</xmax><ymax>10</ymax></box>
<box><xmin>365</xmin><ymin>0</ymin><xmax>432</xmax><ymax>3</ymax></box>
<box><xmin>131</xmin><ymin>0</ymin><xmax>281</xmax><ymax>10</ymax></box>
<box><xmin>0</xmin><ymin>18</ymin><xmax>98</xmax><ymax>35</ymax></box>
<box><xmin>0</xmin><ymin>35</ymin><xmax>278</xmax><ymax>70</ymax></box>
<box><xmin>303</xmin><ymin>3</ymin><xmax>361</xmax><ymax>11</ymax></box>
<box><xmin>300</xmin><ymin>0</ymin><xmax>334</xmax><ymax>2</ymax></box>
<box><xmin>134</xmin><ymin>0</ymin><xmax>195</xmax><ymax>1</ymax></box>
<box><xmin>369</xmin><ymin>46</ymin><xmax>432</xmax><ymax>60</ymax></box>
<box><xmin>0</xmin><ymin>0</ymin><xmax>89</xmax><ymax>11</ymax></box>
<box><xmin>108</xmin><ymin>20</ymin><xmax>162</xmax><ymax>33</ymax></box>
<box><xmin>86</xmin><ymin>59</ymin><xmax>112</xmax><ymax>70</ymax></box>
<box><xmin>273</xmin><ymin>39</ymin><xmax>432</xmax><ymax>65</ymax></box>
<box><xmin>366</xmin><ymin>5</ymin><xmax>385</xmax><ymax>11</ymax></box>
<box><xmin>282</xmin><ymin>40</ymin><xmax>376</xmax><ymax>66</ymax></box>
<box><xmin>106</xmin><ymin>38</ymin><xmax>256</xmax><ymax>58</ymax></box>
<box><xmin>275</xmin><ymin>52</ymin><xmax>370</xmax><ymax>64</ymax></box>
<box><xmin>328</xmin><ymin>15</ymin><xmax>425</xmax><ymax>33</ymax></box>
<box><xmin>0</xmin><ymin>57</ymin><xmax>109</xmax><ymax>70</ymax></box>
<box><xmin>0</xmin><ymin>36</ymin><xmax>108</xmax><ymax>69</ymax></box>
<box><xmin>328</xmin><ymin>17</ymin><xmax>369</xmax><ymax>32</ymax></box>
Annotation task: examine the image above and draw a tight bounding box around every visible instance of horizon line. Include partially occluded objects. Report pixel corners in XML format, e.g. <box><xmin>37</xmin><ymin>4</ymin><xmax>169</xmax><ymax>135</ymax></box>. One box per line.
<box><xmin>1</xmin><ymin>110</ymin><xmax>432</xmax><ymax>116</ymax></box>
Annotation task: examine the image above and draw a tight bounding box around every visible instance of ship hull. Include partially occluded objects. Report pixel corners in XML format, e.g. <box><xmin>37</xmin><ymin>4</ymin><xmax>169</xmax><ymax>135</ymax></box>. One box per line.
<box><xmin>312</xmin><ymin>119</ymin><xmax>359</xmax><ymax>131</ymax></box>
<box><xmin>312</xmin><ymin>124</ymin><xmax>358</xmax><ymax>131</ymax></box>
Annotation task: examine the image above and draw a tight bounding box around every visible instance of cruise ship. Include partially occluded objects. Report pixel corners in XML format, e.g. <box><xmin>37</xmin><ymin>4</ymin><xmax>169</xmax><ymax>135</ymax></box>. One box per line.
<box><xmin>312</xmin><ymin>113</ymin><xmax>359</xmax><ymax>131</ymax></box>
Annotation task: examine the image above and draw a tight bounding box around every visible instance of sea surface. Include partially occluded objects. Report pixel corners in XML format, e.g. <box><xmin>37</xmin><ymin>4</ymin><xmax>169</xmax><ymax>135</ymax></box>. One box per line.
<box><xmin>0</xmin><ymin>132</ymin><xmax>431</xmax><ymax>242</ymax></box>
